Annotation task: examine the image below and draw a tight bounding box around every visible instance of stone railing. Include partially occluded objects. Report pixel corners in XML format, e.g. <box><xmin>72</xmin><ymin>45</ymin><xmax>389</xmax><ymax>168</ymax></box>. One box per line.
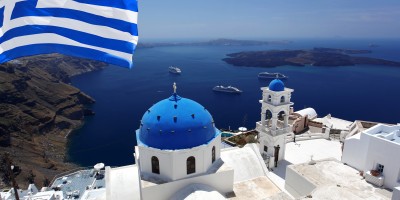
<box><xmin>256</xmin><ymin>122</ymin><xmax>291</xmax><ymax>136</ymax></box>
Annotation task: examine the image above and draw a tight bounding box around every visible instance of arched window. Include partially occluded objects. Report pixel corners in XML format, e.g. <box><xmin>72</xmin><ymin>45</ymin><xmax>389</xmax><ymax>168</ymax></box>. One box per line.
<box><xmin>265</xmin><ymin>110</ymin><xmax>272</xmax><ymax>120</ymax></box>
<box><xmin>151</xmin><ymin>156</ymin><xmax>160</xmax><ymax>174</ymax></box>
<box><xmin>212</xmin><ymin>146</ymin><xmax>216</xmax><ymax>163</ymax></box>
<box><xmin>278</xmin><ymin>111</ymin><xmax>286</xmax><ymax>121</ymax></box>
<box><xmin>280</xmin><ymin>96</ymin><xmax>285</xmax><ymax>103</ymax></box>
<box><xmin>187</xmin><ymin>156</ymin><xmax>196</xmax><ymax>174</ymax></box>
<box><xmin>268</xmin><ymin>95</ymin><xmax>272</xmax><ymax>102</ymax></box>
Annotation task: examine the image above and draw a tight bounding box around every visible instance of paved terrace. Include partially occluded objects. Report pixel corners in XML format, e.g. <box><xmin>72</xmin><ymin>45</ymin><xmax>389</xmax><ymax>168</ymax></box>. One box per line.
<box><xmin>267</xmin><ymin>139</ymin><xmax>393</xmax><ymax>199</ymax></box>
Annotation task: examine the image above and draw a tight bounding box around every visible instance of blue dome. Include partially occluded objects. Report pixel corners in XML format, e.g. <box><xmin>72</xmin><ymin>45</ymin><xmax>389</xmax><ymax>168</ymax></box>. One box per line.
<box><xmin>136</xmin><ymin>93</ymin><xmax>220</xmax><ymax>150</ymax></box>
<box><xmin>269</xmin><ymin>79</ymin><xmax>285</xmax><ymax>91</ymax></box>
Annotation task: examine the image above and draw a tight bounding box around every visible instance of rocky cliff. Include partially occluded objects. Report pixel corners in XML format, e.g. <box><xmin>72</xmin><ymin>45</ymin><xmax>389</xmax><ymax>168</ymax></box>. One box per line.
<box><xmin>0</xmin><ymin>54</ymin><xmax>107</xmax><ymax>188</ymax></box>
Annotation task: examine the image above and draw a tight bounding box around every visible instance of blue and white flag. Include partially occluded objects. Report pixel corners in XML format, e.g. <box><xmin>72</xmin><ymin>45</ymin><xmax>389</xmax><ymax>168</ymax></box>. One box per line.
<box><xmin>0</xmin><ymin>0</ymin><xmax>138</xmax><ymax>68</ymax></box>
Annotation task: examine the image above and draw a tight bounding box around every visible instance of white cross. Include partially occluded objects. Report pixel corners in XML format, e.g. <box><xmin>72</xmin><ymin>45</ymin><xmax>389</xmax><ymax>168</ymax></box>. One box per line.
<box><xmin>0</xmin><ymin>0</ymin><xmax>27</xmax><ymax>37</ymax></box>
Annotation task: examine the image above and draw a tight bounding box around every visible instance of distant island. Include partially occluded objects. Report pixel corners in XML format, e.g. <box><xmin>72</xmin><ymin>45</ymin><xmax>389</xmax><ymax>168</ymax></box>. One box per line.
<box><xmin>137</xmin><ymin>38</ymin><xmax>292</xmax><ymax>48</ymax></box>
<box><xmin>0</xmin><ymin>54</ymin><xmax>106</xmax><ymax>188</ymax></box>
<box><xmin>223</xmin><ymin>48</ymin><xmax>400</xmax><ymax>67</ymax></box>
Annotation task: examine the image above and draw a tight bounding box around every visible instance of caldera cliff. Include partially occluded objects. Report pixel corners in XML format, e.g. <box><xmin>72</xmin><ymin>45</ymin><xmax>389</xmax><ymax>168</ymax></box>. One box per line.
<box><xmin>0</xmin><ymin>54</ymin><xmax>107</xmax><ymax>188</ymax></box>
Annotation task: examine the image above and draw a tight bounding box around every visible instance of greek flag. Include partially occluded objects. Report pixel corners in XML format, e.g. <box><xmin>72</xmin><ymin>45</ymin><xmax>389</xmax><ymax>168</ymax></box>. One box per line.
<box><xmin>0</xmin><ymin>0</ymin><xmax>138</xmax><ymax>68</ymax></box>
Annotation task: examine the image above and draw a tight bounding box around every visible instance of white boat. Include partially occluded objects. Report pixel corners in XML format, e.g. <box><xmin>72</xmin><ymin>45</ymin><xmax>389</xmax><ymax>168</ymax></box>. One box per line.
<box><xmin>169</xmin><ymin>66</ymin><xmax>181</xmax><ymax>74</ymax></box>
<box><xmin>258</xmin><ymin>72</ymin><xmax>287</xmax><ymax>79</ymax></box>
<box><xmin>213</xmin><ymin>86</ymin><xmax>242</xmax><ymax>94</ymax></box>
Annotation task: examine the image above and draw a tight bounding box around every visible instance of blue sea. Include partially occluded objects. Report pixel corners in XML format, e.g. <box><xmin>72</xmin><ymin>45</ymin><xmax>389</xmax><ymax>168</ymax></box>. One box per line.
<box><xmin>68</xmin><ymin>38</ymin><xmax>400</xmax><ymax>167</ymax></box>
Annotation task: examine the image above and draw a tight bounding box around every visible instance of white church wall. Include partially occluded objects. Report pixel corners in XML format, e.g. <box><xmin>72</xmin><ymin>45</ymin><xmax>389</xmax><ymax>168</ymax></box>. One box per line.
<box><xmin>172</xmin><ymin>145</ymin><xmax>205</xmax><ymax>180</ymax></box>
<box><xmin>138</xmin><ymin>135</ymin><xmax>221</xmax><ymax>181</ymax></box>
<box><xmin>137</xmin><ymin>146</ymin><xmax>174</xmax><ymax>181</ymax></box>
<box><xmin>141</xmin><ymin>169</ymin><xmax>234</xmax><ymax>200</ymax></box>
<box><xmin>172</xmin><ymin>135</ymin><xmax>220</xmax><ymax>180</ymax></box>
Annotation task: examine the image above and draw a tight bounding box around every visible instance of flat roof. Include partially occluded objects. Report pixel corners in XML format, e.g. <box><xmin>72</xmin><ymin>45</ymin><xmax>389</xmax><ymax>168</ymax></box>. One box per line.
<box><xmin>229</xmin><ymin>177</ymin><xmax>291</xmax><ymax>200</ymax></box>
<box><xmin>290</xmin><ymin>159</ymin><xmax>392</xmax><ymax>200</ymax></box>
<box><xmin>220</xmin><ymin>144</ymin><xmax>268</xmax><ymax>183</ymax></box>
<box><xmin>313</xmin><ymin>116</ymin><xmax>352</xmax><ymax>130</ymax></box>
<box><xmin>365</xmin><ymin>124</ymin><xmax>400</xmax><ymax>144</ymax></box>
<box><xmin>267</xmin><ymin>139</ymin><xmax>342</xmax><ymax>193</ymax></box>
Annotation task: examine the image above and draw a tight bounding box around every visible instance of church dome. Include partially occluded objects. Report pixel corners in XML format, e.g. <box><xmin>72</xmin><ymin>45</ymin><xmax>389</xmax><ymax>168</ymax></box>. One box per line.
<box><xmin>136</xmin><ymin>93</ymin><xmax>219</xmax><ymax>150</ymax></box>
<box><xmin>269</xmin><ymin>79</ymin><xmax>285</xmax><ymax>91</ymax></box>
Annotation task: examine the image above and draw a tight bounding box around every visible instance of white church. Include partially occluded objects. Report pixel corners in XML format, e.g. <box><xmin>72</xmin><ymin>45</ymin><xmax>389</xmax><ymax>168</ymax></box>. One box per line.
<box><xmin>106</xmin><ymin>81</ymin><xmax>294</xmax><ymax>199</ymax></box>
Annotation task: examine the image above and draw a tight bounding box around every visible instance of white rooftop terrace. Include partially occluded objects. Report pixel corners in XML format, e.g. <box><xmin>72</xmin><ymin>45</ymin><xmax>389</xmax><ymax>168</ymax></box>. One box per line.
<box><xmin>267</xmin><ymin>139</ymin><xmax>393</xmax><ymax>199</ymax></box>
<box><xmin>364</xmin><ymin>124</ymin><xmax>400</xmax><ymax>144</ymax></box>
<box><xmin>313</xmin><ymin>115</ymin><xmax>352</xmax><ymax>130</ymax></box>
<box><xmin>291</xmin><ymin>159</ymin><xmax>392</xmax><ymax>200</ymax></box>
<box><xmin>267</xmin><ymin>139</ymin><xmax>342</xmax><ymax>192</ymax></box>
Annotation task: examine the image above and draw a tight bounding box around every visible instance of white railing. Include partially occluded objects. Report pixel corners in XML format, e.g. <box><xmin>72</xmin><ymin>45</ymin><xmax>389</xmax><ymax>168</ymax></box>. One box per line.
<box><xmin>256</xmin><ymin>122</ymin><xmax>291</xmax><ymax>136</ymax></box>
<box><xmin>286</xmin><ymin>132</ymin><xmax>325</xmax><ymax>143</ymax></box>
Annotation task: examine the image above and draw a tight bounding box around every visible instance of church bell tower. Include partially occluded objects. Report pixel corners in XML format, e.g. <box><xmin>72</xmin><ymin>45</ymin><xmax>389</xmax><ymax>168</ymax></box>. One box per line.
<box><xmin>256</xmin><ymin>78</ymin><xmax>294</xmax><ymax>168</ymax></box>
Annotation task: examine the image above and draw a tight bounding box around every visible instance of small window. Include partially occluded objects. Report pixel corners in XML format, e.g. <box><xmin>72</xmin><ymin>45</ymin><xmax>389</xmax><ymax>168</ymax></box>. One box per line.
<box><xmin>212</xmin><ymin>146</ymin><xmax>216</xmax><ymax>163</ymax></box>
<box><xmin>280</xmin><ymin>96</ymin><xmax>285</xmax><ymax>103</ymax></box>
<box><xmin>264</xmin><ymin>146</ymin><xmax>268</xmax><ymax>152</ymax></box>
<box><xmin>187</xmin><ymin>156</ymin><xmax>196</xmax><ymax>174</ymax></box>
<box><xmin>151</xmin><ymin>156</ymin><xmax>160</xmax><ymax>174</ymax></box>
<box><xmin>268</xmin><ymin>95</ymin><xmax>272</xmax><ymax>102</ymax></box>
<box><xmin>377</xmin><ymin>164</ymin><xmax>384</xmax><ymax>173</ymax></box>
<box><xmin>265</xmin><ymin>110</ymin><xmax>272</xmax><ymax>120</ymax></box>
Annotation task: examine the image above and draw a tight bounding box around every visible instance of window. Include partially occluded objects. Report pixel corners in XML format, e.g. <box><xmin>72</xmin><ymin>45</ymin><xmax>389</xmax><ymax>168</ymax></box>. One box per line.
<box><xmin>278</xmin><ymin>111</ymin><xmax>285</xmax><ymax>120</ymax></box>
<box><xmin>187</xmin><ymin>156</ymin><xmax>196</xmax><ymax>174</ymax></box>
<box><xmin>280</xmin><ymin>96</ymin><xmax>285</xmax><ymax>103</ymax></box>
<box><xmin>264</xmin><ymin>146</ymin><xmax>268</xmax><ymax>152</ymax></box>
<box><xmin>377</xmin><ymin>164</ymin><xmax>384</xmax><ymax>173</ymax></box>
<box><xmin>265</xmin><ymin>110</ymin><xmax>272</xmax><ymax>120</ymax></box>
<box><xmin>151</xmin><ymin>156</ymin><xmax>160</xmax><ymax>174</ymax></box>
<box><xmin>268</xmin><ymin>95</ymin><xmax>272</xmax><ymax>102</ymax></box>
<box><xmin>212</xmin><ymin>146</ymin><xmax>216</xmax><ymax>163</ymax></box>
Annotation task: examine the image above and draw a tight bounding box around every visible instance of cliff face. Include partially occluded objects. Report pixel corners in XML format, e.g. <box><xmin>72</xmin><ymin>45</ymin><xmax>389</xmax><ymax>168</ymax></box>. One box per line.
<box><xmin>0</xmin><ymin>54</ymin><xmax>107</xmax><ymax>188</ymax></box>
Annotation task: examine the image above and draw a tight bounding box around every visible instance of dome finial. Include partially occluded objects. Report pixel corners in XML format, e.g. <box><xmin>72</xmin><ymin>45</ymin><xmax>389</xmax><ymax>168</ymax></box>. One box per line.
<box><xmin>276</xmin><ymin>74</ymin><xmax>279</xmax><ymax>79</ymax></box>
<box><xmin>173</xmin><ymin>82</ymin><xmax>177</xmax><ymax>94</ymax></box>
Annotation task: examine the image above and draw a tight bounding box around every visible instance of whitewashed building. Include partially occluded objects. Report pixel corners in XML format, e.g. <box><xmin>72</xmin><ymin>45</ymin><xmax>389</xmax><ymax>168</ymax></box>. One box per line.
<box><xmin>342</xmin><ymin>123</ymin><xmax>400</xmax><ymax>189</ymax></box>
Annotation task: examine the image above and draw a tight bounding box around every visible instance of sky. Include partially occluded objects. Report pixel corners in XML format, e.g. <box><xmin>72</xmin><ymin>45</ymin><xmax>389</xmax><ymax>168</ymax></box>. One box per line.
<box><xmin>138</xmin><ymin>0</ymin><xmax>400</xmax><ymax>40</ymax></box>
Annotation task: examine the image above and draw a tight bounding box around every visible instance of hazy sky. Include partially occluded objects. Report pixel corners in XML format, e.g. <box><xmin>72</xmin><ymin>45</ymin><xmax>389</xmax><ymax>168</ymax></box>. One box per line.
<box><xmin>138</xmin><ymin>0</ymin><xmax>400</xmax><ymax>40</ymax></box>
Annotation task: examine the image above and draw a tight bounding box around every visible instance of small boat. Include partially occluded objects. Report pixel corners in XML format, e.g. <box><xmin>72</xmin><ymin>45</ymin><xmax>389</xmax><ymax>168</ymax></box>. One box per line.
<box><xmin>213</xmin><ymin>86</ymin><xmax>242</xmax><ymax>94</ymax></box>
<box><xmin>169</xmin><ymin>66</ymin><xmax>181</xmax><ymax>74</ymax></box>
<box><xmin>258</xmin><ymin>72</ymin><xmax>287</xmax><ymax>79</ymax></box>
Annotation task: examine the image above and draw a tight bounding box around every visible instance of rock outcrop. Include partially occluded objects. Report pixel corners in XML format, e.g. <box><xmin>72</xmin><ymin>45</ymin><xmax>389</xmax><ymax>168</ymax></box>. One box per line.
<box><xmin>0</xmin><ymin>54</ymin><xmax>106</xmax><ymax>188</ymax></box>
<box><xmin>223</xmin><ymin>48</ymin><xmax>400</xmax><ymax>68</ymax></box>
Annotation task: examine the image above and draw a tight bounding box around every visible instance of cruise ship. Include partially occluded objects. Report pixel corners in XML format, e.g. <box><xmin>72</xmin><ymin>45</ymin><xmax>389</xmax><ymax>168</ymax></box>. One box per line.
<box><xmin>258</xmin><ymin>72</ymin><xmax>287</xmax><ymax>79</ymax></box>
<box><xmin>213</xmin><ymin>85</ymin><xmax>242</xmax><ymax>94</ymax></box>
<box><xmin>168</xmin><ymin>66</ymin><xmax>181</xmax><ymax>74</ymax></box>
